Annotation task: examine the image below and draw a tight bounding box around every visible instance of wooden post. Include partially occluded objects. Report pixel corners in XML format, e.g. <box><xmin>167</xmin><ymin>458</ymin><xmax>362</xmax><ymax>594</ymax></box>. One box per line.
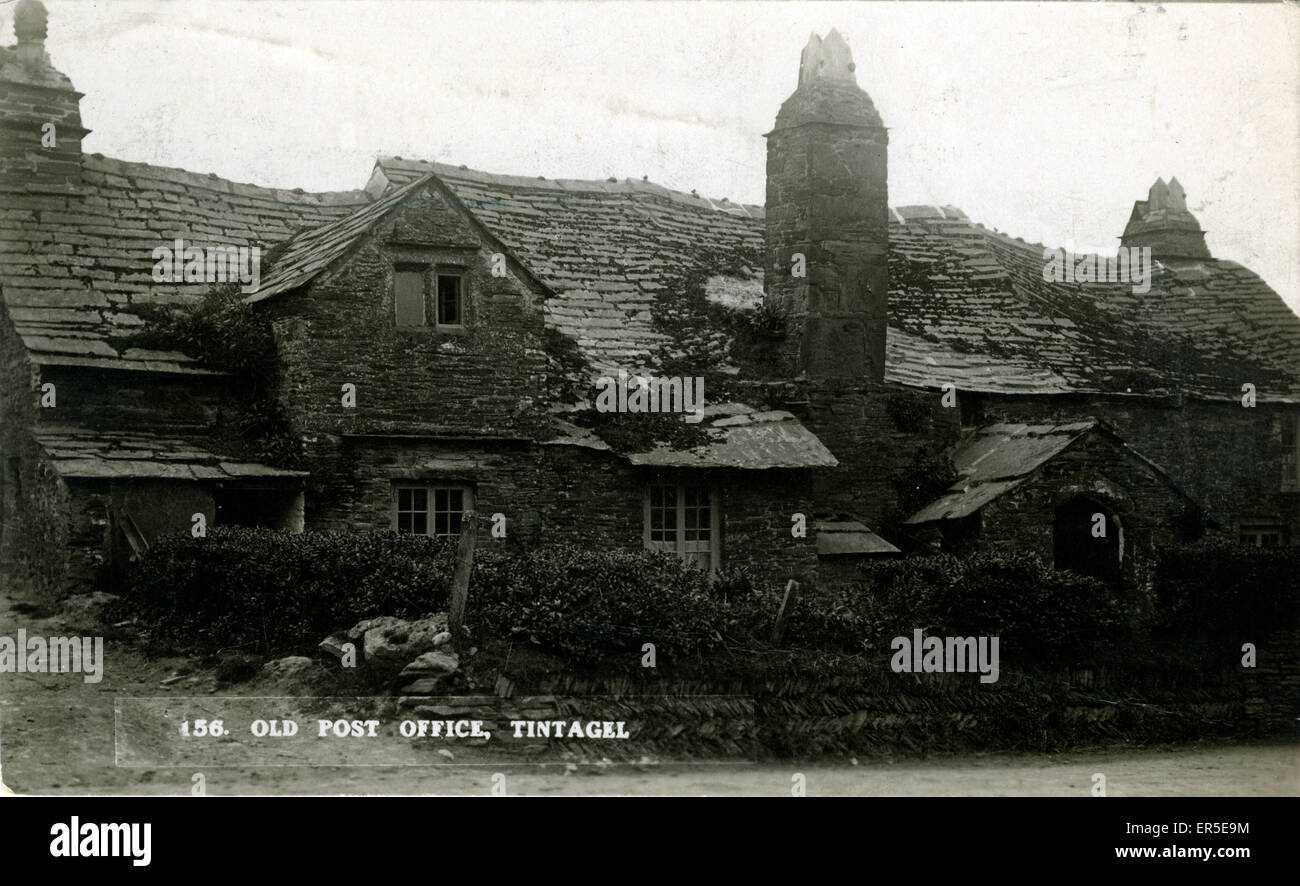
<box><xmin>770</xmin><ymin>579</ymin><xmax>800</xmax><ymax>645</ymax></box>
<box><xmin>448</xmin><ymin>511</ymin><xmax>478</xmax><ymax>646</ymax></box>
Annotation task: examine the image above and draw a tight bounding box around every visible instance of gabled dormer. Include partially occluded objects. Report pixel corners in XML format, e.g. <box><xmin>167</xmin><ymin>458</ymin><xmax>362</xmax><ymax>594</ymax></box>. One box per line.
<box><xmin>243</xmin><ymin>174</ymin><xmax>553</xmax><ymax>439</ymax></box>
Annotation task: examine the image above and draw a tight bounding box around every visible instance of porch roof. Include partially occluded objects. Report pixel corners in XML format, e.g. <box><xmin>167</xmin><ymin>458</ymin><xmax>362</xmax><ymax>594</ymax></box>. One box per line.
<box><xmin>34</xmin><ymin>426</ymin><xmax>307</xmax><ymax>481</ymax></box>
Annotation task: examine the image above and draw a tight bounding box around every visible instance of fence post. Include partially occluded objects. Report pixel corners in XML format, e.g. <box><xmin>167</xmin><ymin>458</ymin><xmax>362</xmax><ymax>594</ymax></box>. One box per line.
<box><xmin>771</xmin><ymin>578</ymin><xmax>800</xmax><ymax>645</ymax></box>
<box><xmin>448</xmin><ymin>511</ymin><xmax>478</xmax><ymax>646</ymax></box>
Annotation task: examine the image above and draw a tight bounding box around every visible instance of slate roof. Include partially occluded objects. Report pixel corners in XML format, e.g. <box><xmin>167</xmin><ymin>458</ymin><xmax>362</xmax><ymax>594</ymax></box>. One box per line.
<box><xmin>370</xmin><ymin>157</ymin><xmax>764</xmax><ymax>374</ymax></box>
<box><xmin>901</xmin><ymin>419</ymin><xmax>1213</xmax><ymax>525</ymax></box>
<box><xmin>815</xmin><ymin>520</ymin><xmax>901</xmax><ymax>556</ymax></box>
<box><xmin>244</xmin><ymin>174</ymin><xmax>438</xmax><ymax>304</ymax></box>
<box><xmin>365</xmin><ymin>160</ymin><xmax>1300</xmax><ymax>402</ymax></box>
<box><xmin>4</xmin><ymin>150</ymin><xmax>1297</xmax><ymax>405</ymax></box>
<box><xmin>34</xmin><ymin>426</ymin><xmax>307</xmax><ymax>481</ymax></box>
<box><xmin>542</xmin><ymin>404</ymin><xmax>838</xmax><ymax>470</ymax></box>
<box><xmin>0</xmin><ymin>154</ymin><xmax>366</xmax><ymax>373</ymax></box>
<box><xmin>904</xmin><ymin>421</ymin><xmax>1099</xmax><ymax>523</ymax></box>
<box><xmin>624</xmin><ymin>403</ymin><xmax>838</xmax><ymax>470</ymax></box>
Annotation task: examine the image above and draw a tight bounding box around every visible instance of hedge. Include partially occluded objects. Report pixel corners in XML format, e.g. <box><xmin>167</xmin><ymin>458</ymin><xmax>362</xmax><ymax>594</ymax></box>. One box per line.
<box><xmin>126</xmin><ymin>529</ymin><xmax>1289</xmax><ymax>665</ymax></box>
<box><xmin>126</xmin><ymin>530</ymin><xmax>729</xmax><ymax>659</ymax></box>
<box><xmin>128</xmin><ymin>528</ymin><xmax>457</xmax><ymax>653</ymax></box>
<box><xmin>777</xmin><ymin>551</ymin><xmax>1129</xmax><ymax>664</ymax></box>
<box><xmin>1154</xmin><ymin>537</ymin><xmax>1300</xmax><ymax>643</ymax></box>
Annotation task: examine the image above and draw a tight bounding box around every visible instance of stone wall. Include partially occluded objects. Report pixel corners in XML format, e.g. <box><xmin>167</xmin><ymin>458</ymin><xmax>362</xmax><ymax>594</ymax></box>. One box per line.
<box><xmin>799</xmin><ymin>380</ymin><xmax>962</xmax><ymax>537</ymax></box>
<box><xmin>265</xmin><ymin>187</ymin><xmax>551</xmax><ymax>443</ymax></box>
<box><xmin>976</xmin><ymin>429</ymin><xmax>1204</xmax><ymax>618</ymax></box>
<box><xmin>974</xmin><ymin>392</ymin><xmax>1300</xmax><ymax>542</ymax></box>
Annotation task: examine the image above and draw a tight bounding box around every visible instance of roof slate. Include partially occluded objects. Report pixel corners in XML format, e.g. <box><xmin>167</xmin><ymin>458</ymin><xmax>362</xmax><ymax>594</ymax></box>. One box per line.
<box><xmin>623</xmin><ymin>405</ymin><xmax>838</xmax><ymax>470</ymax></box>
<box><xmin>0</xmin><ymin>154</ymin><xmax>367</xmax><ymax>372</ymax></box>
<box><xmin>904</xmin><ymin>421</ymin><xmax>1097</xmax><ymax>523</ymax></box>
<box><xmin>34</xmin><ymin>426</ymin><xmax>307</xmax><ymax>480</ymax></box>
<box><xmin>4</xmin><ymin>151</ymin><xmax>1298</xmax><ymax>405</ymax></box>
<box><xmin>244</xmin><ymin>174</ymin><xmax>443</xmax><ymax>303</ymax></box>
<box><xmin>815</xmin><ymin>520</ymin><xmax>901</xmax><ymax>555</ymax></box>
<box><xmin>373</xmin><ymin>158</ymin><xmax>1300</xmax><ymax>400</ymax></box>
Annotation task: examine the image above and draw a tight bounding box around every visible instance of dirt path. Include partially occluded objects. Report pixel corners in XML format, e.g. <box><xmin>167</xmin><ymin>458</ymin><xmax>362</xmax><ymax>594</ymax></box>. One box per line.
<box><xmin>2</xmin><ymin>589</ymin><xmax>1296</xmax><ymax>796</ymax></box>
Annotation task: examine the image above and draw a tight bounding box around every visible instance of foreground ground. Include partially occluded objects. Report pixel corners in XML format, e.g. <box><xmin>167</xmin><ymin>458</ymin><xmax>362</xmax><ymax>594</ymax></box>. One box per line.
<box><xmin>2</xmin><ymin>588</ymin><xmax>1296</xmax><ymax>797</ymax></box>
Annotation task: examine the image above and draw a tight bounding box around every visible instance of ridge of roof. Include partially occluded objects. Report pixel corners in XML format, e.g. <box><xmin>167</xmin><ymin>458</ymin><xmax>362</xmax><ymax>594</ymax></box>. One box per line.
<box><xmin>244</xmin><ymin>174</ymin><xmax>438</xmax><ymax>303</ymax></box>
<box><xmin>82</xmin><ymin>153</ymin><xmax>369</xmax><ymax>207</ymax></box>
<box><xmin>374</xmin><ymin>156</ymin><xmax>766</xmax><ymax>219</ymax></box>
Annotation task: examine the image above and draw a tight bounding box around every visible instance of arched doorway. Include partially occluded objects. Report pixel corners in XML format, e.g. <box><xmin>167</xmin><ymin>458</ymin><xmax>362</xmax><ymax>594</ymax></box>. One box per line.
<box><xmin>1053</xmin><ymin>495</ymin><xmax>1123</xmax><ymax>583</ymax></box>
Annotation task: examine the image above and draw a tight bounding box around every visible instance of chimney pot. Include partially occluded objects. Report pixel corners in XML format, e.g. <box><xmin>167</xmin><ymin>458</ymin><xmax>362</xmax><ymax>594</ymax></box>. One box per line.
<box><xmin>14</xmin><ymin>0</ymin><xmax>49</xmax><ymax>68</ymax></box>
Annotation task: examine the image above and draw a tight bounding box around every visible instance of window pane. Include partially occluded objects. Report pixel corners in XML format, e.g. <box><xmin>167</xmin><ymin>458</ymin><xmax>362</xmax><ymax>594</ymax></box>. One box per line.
<box><xmin>394</xmin><ymin>271</ymin><xmax>425</xmax><ymax>326</ymax></box>
<box><xmin>437</xmin><ymin>274</ymin><xmax>462</xmax><ymax>325</ymax></box>
<box><xmin>412</xmin><ymin>512</ymin><xmax>427</xmax><ymax>536</ymax></box>
<box><xmin>430</xmin><ymin>486</ymin><xmax>467</xmax><ymax>539</ymax></box>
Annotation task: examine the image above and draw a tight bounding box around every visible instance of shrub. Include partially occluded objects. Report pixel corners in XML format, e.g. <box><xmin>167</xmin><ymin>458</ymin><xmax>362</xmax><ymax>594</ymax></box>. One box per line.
<box><xmin>127</xmin><ymin>528</ymin><xmax>456</xmax><ymax>654</ymax></box>
<box><xmin>126</xmin><ymin>530</ymin><xmax>730</xmax><ymax>663</ymax></box>
<box><xmin>774</xmin><ymin>551</ymin><xmax>1127</xmax><ymax>663</ymax></box>
<box><xmin>469</xmin><ymin>545</ymin><xmax>728</xmax><ymax>664</ymax></box>
<box><xmin>1154</xmin><ymin>537</ymin><xmax>1300</xmax><ymax>643</ymax></box>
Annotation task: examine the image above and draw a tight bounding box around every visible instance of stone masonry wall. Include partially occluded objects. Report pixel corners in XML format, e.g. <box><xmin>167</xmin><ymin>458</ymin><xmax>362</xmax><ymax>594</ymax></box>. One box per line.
<box><xmin>266</xmin><ymin>188</ymin><xmax>551</xmax><ymax>442</ymax></box>
<box><xmin>976</xmin><ymin>392</ymin><xmax>1300</xmax><ymax>542</ymax></box>
<box><xmin>978</xmin><ymin>430</ymin><xmax>1203</xmax><ymax>619</ymax></box>
<box><xmin>766</xmin><ymin>120</ymin><xmax>889</xmax><ymax>381</ymax></box>
<box><xmin>799</xmin><ymin>380</ymin><xmax>963</xmax><ymax>538</ymax></box>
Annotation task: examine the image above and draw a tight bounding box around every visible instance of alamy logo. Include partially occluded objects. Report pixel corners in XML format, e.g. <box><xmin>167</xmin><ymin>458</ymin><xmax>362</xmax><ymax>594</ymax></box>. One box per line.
<box><xmin>1042</xmin><ymin>246</ymin><xmax>1152</xmax><ymax>295</ymax></box>
<box><xmin>49</xmin><ymin>817</ymin><xmax>151</xmax><ymax>866</ymax></box>
<box><xmin>0</xmin><ymin>630</ymin><xmax>103</xmax><ymax>683</ymax></box>
<box><xmin>891</xmin><ymin>629</ymin><xmax>1000</xmax><ymax>683</ymax></box>
<box><xmin>594</xmin><ymin>369</ymin><xmax>705</xmax><ymax>424</ymax></box>
<box><xmin>152</xmin><ymin>238</ymin><xmax>261</xmax><ymax>293</ymax></box>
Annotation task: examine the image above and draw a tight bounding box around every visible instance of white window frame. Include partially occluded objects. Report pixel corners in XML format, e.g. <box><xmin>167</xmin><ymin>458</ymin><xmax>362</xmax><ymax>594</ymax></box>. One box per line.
<box><xmin>392</xmin><ymin>483</ymin><xmax>474</xmax><ymax>540</ymax></box>
<box><xmin>643</xmin><ymin>484</ymin><xmax>720</xmax><ymax>572</ymax></box>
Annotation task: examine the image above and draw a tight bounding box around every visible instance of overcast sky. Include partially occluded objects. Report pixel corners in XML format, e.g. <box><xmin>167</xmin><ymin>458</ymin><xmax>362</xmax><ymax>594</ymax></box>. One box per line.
<box><xmin>9</xmin><ymin>1</ymin><xmax>1300</xmax><ymax>313</ymax></box>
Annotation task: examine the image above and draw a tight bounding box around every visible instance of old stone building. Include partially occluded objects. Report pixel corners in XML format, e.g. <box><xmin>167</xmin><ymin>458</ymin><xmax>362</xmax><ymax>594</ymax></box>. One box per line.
<box><xmin>3</xmin><ymin>5</ymin><xmax>1298</xmax><ymax>607</ymax></box>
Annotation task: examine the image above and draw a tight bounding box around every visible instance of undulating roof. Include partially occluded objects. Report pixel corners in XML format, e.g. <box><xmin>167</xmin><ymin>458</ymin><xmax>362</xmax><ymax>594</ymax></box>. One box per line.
<box><xmin>367</xmin><ymin>158</ymin><xmax>1300</xmax><ymax>402</ymax></box>
<box><xmin>34</xmin><ymin>426</ymin><xmax>307</xmax><ymax>480</ymax></box>
<box><xmin>4</xmin><ymin>151</ymin><xmax>1298</xmax><ymax>406</ymax></box>
<box><xmin>0</xmin><ymin>154</ymin><xmax>367</xmax><ymax>373</ymax></box>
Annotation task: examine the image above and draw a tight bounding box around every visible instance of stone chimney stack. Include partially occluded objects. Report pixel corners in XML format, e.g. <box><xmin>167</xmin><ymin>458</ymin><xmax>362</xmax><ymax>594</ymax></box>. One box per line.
<box><xmin>1120</xmin><ymin>176</ymin><xmax>1209</xmax><ymax>259</ymax></box>
<box><xmin>0</xmin><ymin>0</ymin><xmax>89</xmax><ymax>192</ymax></box>
<box><xmin>764</xmin><ymin>30</ymin><xmax>889</xmax><ymax>382</ymax></box>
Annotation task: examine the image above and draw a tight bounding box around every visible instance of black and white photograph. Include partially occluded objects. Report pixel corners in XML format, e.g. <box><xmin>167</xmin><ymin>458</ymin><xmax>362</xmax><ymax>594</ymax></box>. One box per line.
<box><xmin>0</xmin><ymin>0</ymin><xmax>1295</xmax><ymax>856</ymax></box>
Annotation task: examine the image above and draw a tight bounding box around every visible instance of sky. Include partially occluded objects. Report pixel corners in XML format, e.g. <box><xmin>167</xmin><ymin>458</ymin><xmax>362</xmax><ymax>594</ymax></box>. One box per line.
<box><xmin>7</xmin><ymin>0</ymin><xmax>1300</xmax><ymax>313</ymax></box>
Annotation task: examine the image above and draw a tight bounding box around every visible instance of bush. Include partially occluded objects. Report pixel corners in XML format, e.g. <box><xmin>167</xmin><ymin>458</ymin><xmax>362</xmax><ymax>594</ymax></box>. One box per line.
<box><xmin>469</xmin><ymin>545</ymin><xmax>728</xmax><ymax>663</ymax></box>
<box><xmin>1154</xmin><ymin>537</ymin><xmax>1300</xmax><ymax>643</ymax></box>
<box><xmin>777</xmin><ymin>551</ymin><xmax>1127</xmax><ymax>663</ymax></box>
<box><xmin>128</xmin><ymin>528</ymin><xmax>456</xmax><ymax>654</ymax></box>
<box><xmin>126</xmin><ymin>530</ymin><xmax>730</xmax><ymax>663</ymax></box>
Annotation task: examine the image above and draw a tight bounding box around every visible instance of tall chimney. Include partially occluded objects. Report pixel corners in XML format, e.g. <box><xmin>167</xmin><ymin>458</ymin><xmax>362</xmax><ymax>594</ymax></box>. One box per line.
<box><xmin>0</xmin><ymin>0</ymin><xmax>89</xmax><ymax>192</ymax></box>
<box><xmin>764</xmin><ymin>30</ymin><xmax>889</xmax><ymax>382</ymax></box>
